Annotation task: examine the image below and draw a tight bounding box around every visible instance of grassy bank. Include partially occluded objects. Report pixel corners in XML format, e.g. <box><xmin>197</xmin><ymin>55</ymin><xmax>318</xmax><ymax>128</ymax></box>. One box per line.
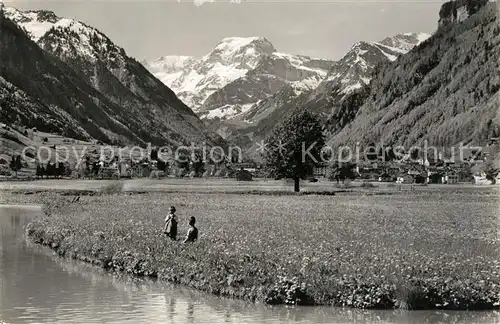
<box><xmin>20</xmin><ymin>190</ymin><xmax>500</xmax><ymax>309</ymax></box>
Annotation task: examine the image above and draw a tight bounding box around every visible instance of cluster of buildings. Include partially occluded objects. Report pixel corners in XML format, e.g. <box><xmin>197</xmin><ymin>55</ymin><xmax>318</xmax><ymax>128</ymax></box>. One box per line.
<box><xmin>358</xmin><ymin>160</ymin><xmax>474</xmax><ymax>184</ymax></box>
<box><xmin>314</xmin><ymin>139</ymin><xmax>500</xmax><ymax>185</ymax></box>
<box><xmin>75</xmin><ymin>154</ymin><xmax>262</xmax><ymax>180</ymax></box>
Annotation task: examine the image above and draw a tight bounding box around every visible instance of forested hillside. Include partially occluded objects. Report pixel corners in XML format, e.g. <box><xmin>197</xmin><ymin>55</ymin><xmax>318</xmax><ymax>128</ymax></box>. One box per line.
<box><xmin>327</xmin><ymin>2</ymin><xmax>499</xmax><ymax>149</ymax></box>
<box><xmin>1</xmin><ymin>7</ymin><xmax>224</xmax><ymax>148</ymax></box>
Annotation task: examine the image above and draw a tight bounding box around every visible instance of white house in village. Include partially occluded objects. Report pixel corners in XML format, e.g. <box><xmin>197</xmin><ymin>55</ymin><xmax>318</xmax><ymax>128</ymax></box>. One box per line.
<box><xmin>356</xmin><ymin>162</ymin><xmax>378</xmax><ymax>174</ymax></box>
<box><xmin>416</xmin><ymin>158</ymin><xmax>432</xmax><ymax>167</ymax></box>
<box><xmin>442</xmin><ymin>171</ymin><xmax>459</xmax><ymax>184</ymax></box>
<box><xmin>407</xmin><ymin>169</ymin><xmax>423</xmax><ymax>177</ymax></box>
<box><xmin>378</xmin><ymin>173</ymin><xmax>392</xmax><ymax>182</ymax></box>
<box><xmin>396</xmin><ymin>174</ymin><xmax>414</xmax><ymax>184</ymax></box>
<box><xmin>473</xmin><ymin>171</ymin><xmax>500</xmax><ymax>185</ymax></box>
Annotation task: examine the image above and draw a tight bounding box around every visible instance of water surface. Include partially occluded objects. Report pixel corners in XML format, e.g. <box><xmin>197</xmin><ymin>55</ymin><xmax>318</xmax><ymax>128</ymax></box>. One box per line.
<box><xmin>1</xmin><ymin>205</ymin><xmax>499</xmax><ymax>323</ymax></box>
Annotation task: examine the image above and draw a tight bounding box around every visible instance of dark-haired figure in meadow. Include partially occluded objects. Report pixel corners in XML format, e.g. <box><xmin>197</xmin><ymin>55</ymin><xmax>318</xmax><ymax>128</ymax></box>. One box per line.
<box><xmin>183</xmin><ymin>216</ymin><xmax>198</xmax><ymax>243</ymax></box>
<box><xmin>164</xmin><ymin>206</ymin><xmax>178</xmax><ymax>240</ymax></box>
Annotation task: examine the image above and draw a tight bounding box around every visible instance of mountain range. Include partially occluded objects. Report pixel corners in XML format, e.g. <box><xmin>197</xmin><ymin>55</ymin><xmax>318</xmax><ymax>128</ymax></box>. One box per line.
<box><xmin>145</xmin><ymin>0</ymin><xmax>498</xmax><ymax>159</ymax></box>
<box><xmin>1</xmin><ymin>7</ymin><xmax>223</xmax><ymax>148</ymax></box>
<box><xmin>145</xmin><ymin>33</ymin><xmax>429</xmax><ymax>122</ymax></box>
<box><xmin>1</xmin><ymin>0</ymin><xmax>498</xmax><ymax>164</ymax></box>
<box><xmin>144</xmin><ymin>33</ymin><xmax>430</xmax><ymax>154</ymax></box>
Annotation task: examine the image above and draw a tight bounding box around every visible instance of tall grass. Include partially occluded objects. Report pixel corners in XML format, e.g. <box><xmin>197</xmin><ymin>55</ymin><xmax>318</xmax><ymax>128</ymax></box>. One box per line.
<box><xmin>24</xmin><ymin>191</ymin><xmax>500</xmax><ymax>309</ymax></box>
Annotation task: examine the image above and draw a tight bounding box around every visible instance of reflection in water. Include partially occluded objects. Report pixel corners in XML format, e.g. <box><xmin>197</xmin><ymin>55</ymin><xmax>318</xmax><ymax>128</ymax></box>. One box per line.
<box><xmin>1</xmin><ymin>205</ymin><xmax>500</xmax><ymax>323</ymax></box>
<box><xmin>187</xmin><ymin>301</ymin><xmax>194</xmax><ymax>323</ymax></box>
<box><xmin>166</xmin><ymin>295</ymin><xmax>176</xmax><ymax>323</ymax></box>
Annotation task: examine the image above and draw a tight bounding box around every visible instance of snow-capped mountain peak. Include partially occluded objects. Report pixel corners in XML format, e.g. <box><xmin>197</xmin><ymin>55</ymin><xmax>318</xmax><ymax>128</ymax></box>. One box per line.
<box><xmin>318</xmin><ymin>32</ymin><xmax>430</xmax><ymax>101</ymax></box>
<box><xmin>203</xmin><ymin>36</ymin><xmax>276</xmax><ymax>70</ymax></box>
<box><xmin>329</xmin><ymin>32</ymin><xmax>431</xmax><ymax>80</ymax></box>
<box><xmin>378</xmin><ymin>32</ymin><xmax>431</xmax><ymax>53</ymax></box>
<box><xmin>216</xmin><ymin>36</ymin><xmax>275</xmax><ymax>53</ymax></box>
<box><xmin>145</xmin><ymin>55</ymin><xmax>195</xmax><ymax>74</ymax></box>
<box><xmin>214</xmin><ymin>36</ymin><xmax>275</xmax><ymax>53</ymax></box>
<box><xmin>4</xmin><ymin>7</ymin><xmax>126</xmax><ymax>63</ymax></box>
<box><xmin>3</xmin><ymin>7</ymin><xmax>59</xmax><ymax>41</ymax></box>
<box><xmin>144</xmin><ymin>36</ymin><xmax>332</xmax><ymax>118</ymax></box>
<box><xmin>144</xmin><ymin>31</ymin><xmax>429</xmax><ymax>128</ymax></box>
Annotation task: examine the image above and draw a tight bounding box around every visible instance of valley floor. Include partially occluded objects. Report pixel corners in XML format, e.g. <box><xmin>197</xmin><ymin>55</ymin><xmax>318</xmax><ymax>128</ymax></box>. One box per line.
<box><xmin>2</xmin><ymin>185</ymin><xmax>499</xmax><ymax>309</ymax></box>
<box><xmin>0</xmin><ymin>178</ymin><xmax>498</xmax><ymax>194</ymax></box>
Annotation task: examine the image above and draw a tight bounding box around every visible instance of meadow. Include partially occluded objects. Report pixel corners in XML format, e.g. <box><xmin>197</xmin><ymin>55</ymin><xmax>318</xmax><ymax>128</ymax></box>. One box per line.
<box><xmin>13</xmin><ymin>187</ymin><xmax>500</xmax><ymax>310</ymax></box>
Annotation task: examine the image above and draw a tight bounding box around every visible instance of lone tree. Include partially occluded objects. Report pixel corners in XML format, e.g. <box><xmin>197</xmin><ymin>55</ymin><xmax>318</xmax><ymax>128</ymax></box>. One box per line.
<box><xmin>262</xmin><ymin>109</ymin><xmax>325</xmax><ymax>192</ymax></box>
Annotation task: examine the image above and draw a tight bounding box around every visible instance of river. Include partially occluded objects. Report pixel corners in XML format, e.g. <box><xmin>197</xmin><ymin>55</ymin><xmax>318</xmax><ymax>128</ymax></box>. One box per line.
<box><xmin>1</xmin><ymin>205</ymin><xmax>499</xmax><ymax>324</ymax></box>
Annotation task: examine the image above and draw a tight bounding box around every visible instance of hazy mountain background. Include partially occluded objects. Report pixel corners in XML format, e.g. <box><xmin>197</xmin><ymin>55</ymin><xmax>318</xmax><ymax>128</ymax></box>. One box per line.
<box><xmin>1</xmin><ymin>0</ymin><xmax>498</xmax><ymax>164</ymax></box>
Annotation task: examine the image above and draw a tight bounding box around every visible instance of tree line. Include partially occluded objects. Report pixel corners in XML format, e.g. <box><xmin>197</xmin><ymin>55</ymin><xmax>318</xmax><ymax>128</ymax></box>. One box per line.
<box><xmin>36</xmin><ymin>162</ymin><xmax>67</xmax><ymax>178</ymax></box>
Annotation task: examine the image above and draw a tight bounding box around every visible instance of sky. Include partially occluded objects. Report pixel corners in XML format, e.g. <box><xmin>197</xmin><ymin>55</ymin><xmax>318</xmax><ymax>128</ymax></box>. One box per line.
<box><xmin>8</xmin><ymin>0</ymin><xmax>443</xmax><ymax>61</ymax></box>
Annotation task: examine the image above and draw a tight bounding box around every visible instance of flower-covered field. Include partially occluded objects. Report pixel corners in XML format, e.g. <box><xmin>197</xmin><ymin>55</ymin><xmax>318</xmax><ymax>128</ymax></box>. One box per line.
<box><xmin>22</xmin><ymin>190</ymin><xmax>500</xmax><ymax>309</ymax></box>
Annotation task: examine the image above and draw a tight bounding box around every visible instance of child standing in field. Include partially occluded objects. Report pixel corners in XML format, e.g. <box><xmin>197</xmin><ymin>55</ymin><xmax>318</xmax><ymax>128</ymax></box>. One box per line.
<box><xmin>164</xmin><ymin>206</ymin><xmax>178</xmax><ymax>240</ymax></box>
<box><xmin>183</xmin><ymin>216</ymin><xmax>198</xmax><ymax>243</ymax></box>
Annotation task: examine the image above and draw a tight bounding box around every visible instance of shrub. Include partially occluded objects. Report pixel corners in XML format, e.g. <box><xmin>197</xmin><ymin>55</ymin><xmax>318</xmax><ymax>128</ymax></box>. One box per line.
<box><xmin>236</xmin><ymin>170</ymin><xmax>253</xmax><ymax>181</ymax></box>
<box><xmin>265</xmin><ymin>276</ymin><xmax>314</xmax><ymax>305</ymax></box>
<box><xmin>0</xmin><ymin>165</ymin><xmax>10</xmax><ymax>176</ymax></box>
<box><xmin>335</xmin><ymin>181</ymin><xmax>352</xmax><ymax>189</ymax></box>
<box><xmin>149</xmin><ymin>170</ymin><xmax>165</xmax><ymax>179</ymax></box>
<box><xmin>395</xmin><ymin>282</ymin><xmax>432</xmax><ymax>310</ymax></box>
<box><xmin>360</xmin><ymin>181</ymin><xmax>376</xmax><ymax>188</ymax></box>
<box><xmin>100</xmin><ymin>181</ymin><xmax>124</xmax><ymax>194</ymax></box>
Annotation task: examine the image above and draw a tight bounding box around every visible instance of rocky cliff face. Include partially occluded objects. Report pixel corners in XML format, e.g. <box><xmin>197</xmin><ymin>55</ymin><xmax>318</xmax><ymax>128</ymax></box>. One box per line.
<box><xmin>438</xmin><ymin>0</ymin><xmax>489</xmax><ymax>27</ymax></box>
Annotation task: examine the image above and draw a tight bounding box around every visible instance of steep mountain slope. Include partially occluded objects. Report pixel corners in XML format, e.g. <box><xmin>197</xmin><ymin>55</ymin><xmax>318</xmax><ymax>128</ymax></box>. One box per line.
<box><xmin>3</xmin><ymin>7</ymin><xmax>222</xmax><ymax>147</ymax></box>
<box><xmin>144</xmin><ymin>37</ymin><xmax>334</xmax><ymax>120</ymax></box>
<box><xmin>0</xmin><ymin>14</ymin><xmax>142</xmax><ymax>144</ymax></box>
<box><xmin>327</xmin><ymin>1</ymin><xmax>499</xmax><ymax>149</ymax></box>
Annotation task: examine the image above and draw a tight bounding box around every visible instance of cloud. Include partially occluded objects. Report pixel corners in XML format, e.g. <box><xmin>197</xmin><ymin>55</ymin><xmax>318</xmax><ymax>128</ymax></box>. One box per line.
<box><xmin>191</xmin><ymin>0</ymin><xmax>244</xmax><ymax>6</ymax></box>
<box><xmin>193</xmin><ymin>0</ymin><xmax>215</xmax><ymax>7</ymax></box>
